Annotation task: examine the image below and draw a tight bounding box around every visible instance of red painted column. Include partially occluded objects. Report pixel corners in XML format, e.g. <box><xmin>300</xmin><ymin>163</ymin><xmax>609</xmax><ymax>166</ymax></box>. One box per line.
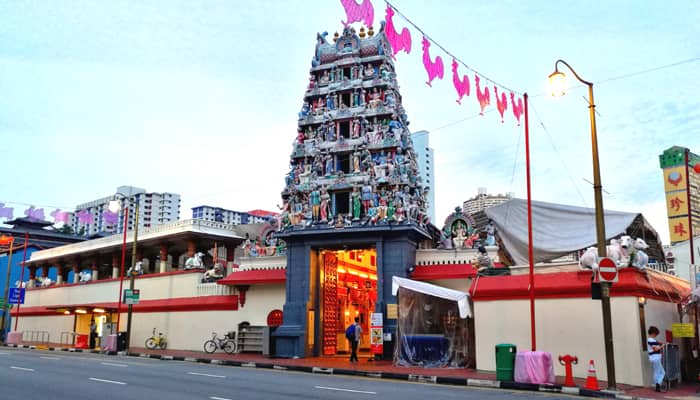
<box><xmin>186</xmin><ymin>239</ymin><xmax>196</xmax><ymax>258</ymax></box>
<box><xmin>55</xmin><ymin>263</ymin><xmax>65</xmax><ymax>285</ymax></box>
<box><xmin>28</xmin><ymin>266</ymin><xmax>37</xmax><ymax>288</ymax></box>
<box><xmin>72</xmin><ymin>264</ymin><xmax>81</xmax><ymax>284</ymax></box>
<box><xmin>112</xmin><ymin>253</ymin><xmax>120</xmax><ymax>278</ymax></box>
<box><xmin>226</xmin><ymin>245</ymin><xmax>236</xmax><ymax>275</ymax></box>
<box><xmin>159</xmin><ymin>245</ymin><xmax>168</xmax><ymax>273</ymax></box>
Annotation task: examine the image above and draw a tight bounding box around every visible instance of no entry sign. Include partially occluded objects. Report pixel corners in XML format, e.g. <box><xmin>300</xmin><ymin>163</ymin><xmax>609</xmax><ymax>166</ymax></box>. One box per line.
<box><xmin>598</xmin><ymin>257</ymin><xmax>618</xmax><ymax>283</ymax></box>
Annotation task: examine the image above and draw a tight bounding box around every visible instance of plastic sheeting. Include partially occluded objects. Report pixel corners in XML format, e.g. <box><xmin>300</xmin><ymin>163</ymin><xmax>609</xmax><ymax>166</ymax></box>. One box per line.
<box><xmin>485</xmin><ymin>198</ymin><xmax>642</xmax><ymax>265</ymax></box>
<box><xmin>392</xmin><ymin>277</ymin><xmax>471</xmax><ymax>368</ymax></box>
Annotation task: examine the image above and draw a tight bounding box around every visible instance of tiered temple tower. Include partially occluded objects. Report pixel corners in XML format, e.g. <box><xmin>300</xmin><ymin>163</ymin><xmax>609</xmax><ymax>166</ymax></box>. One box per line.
<box><xmin>279</xmin><ymin>25</ymin><xmax>429</xmax><ymax>229</ymax></box>
<box><xmin>273</xmin><ymin>24</ymin><xmax>432</xmax><ymax>359</ymax></box>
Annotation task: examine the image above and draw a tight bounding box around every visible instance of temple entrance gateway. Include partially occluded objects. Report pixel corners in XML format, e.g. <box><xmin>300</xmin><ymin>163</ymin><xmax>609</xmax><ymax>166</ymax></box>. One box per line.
<box><xmin>315</xmin><ymin>248</ymin><xmax>377</xmax><ymax>356</ymax></box>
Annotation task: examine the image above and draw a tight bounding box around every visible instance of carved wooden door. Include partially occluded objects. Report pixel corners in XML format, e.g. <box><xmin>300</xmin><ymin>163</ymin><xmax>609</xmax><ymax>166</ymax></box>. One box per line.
<box><xmin>322</xmin><ymin>252</ymin><xmax>338</xmax><ymax>355</ymax></box>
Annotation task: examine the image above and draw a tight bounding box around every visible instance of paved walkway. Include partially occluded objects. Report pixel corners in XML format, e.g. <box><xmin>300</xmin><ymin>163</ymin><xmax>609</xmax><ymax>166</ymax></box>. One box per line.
<box><xmin>6</xmin><ymin>342</ymin><xmax>700</xmax><ymax>399</ymax></box>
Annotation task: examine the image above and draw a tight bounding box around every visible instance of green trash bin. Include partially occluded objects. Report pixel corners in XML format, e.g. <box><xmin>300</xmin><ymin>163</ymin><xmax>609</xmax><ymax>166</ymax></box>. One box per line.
<box><xmin>495</xmin><ymin>343</ymin><xmax>517</xmax><ymax>381</ymax></box>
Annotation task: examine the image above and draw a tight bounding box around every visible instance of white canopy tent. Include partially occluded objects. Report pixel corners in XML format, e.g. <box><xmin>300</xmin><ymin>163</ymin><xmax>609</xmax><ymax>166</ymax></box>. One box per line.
<box><xmin>392</xmin><ymin>276</ymin><xmax>471</xmax><ymax>318</ymax></box>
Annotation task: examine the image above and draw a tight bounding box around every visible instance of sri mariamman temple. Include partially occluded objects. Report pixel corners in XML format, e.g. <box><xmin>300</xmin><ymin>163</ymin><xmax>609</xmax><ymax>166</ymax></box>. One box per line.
<box><xmin>5</xmin><ymin>19</ymin><xmax>689</xmax><ymax>388</ymax></box>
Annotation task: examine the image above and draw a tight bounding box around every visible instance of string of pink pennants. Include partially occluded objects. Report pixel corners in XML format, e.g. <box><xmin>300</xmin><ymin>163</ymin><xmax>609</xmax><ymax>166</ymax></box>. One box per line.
<box><xmin>340</xmin><ymin>0</ymin><xmax>524</xmax><ymax>125</ymax></box>
<box><xmin>0</xmin><ymin>202</ymin><xmax>118</xmax><ymax>225</ymax></box>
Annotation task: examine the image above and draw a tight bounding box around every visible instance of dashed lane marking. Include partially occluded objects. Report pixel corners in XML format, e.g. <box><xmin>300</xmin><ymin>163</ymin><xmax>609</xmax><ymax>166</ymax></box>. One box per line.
<box><xmin>40</xmin><ymin>356</ymin><xmax>61</xmax><ymax>360</ymax></box>
<box><xmin>188</xmin><ymin>372</ymin><xmax>226</xmax><ymax>378</ymax></box>
<box><xmin>210</xmin><ymin>397</ymin><xmax>233</xmax><ymax>400</ymax></box>
<box><xmin>314</xmin><ymin>386</ymin><xmax>376</xmax><ymax>395</ymax></box>
<box><xmin>10</xmin><ymin>366</ymin><xmax>35</xmax><ymax>372</ymax></box>
<box><xmin>101</xmin><ymin>362</ymin><xmax>128</xmax><ymax>367</ymax></box>
<box><xmin>89</xmin><ymin>377</ymin><xmax>126</xmax><ymax>385</ymax></box>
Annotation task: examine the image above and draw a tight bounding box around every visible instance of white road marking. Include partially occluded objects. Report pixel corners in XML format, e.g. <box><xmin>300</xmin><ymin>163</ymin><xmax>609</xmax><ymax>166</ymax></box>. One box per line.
<box><xmin>210</xmin><ymin>397</ymin><xmax>233</xmax><ymax>400</ymax></box>
<box><xmin>101</xmin><ymin>362</ymin><xmax>128</xmax><ymax>367</ymax></box>
<box><xmin>10</xmin><ymin>366</ymin><xmax>35</xmax><ymax>372</ymax></box>
<box><xmin>314</xmin><ymin>386</ymin><xmax>376</xmax><ymax>395</ymax></box>
<box><xmin>0</xmin><ymin>352</ymin><xmax>9</xmax><ymax>355</ymax></box>
<box><xmin>40</xmin><ymin>356</ymin><xmax>61</xmax><ymax>360</ymax></box>
<box><xmin>188</xmin><ymin>372</ymin><xmax>226</xmax><ymax>378</ymax></box>
<box><xmin>89</xmin><ymin>377</ymin><xmax>126</xmax><ymax>385</ymax></box>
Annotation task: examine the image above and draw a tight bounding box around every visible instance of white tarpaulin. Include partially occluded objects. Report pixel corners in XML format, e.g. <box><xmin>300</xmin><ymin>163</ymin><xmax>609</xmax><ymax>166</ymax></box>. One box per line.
<box><xmin>485</xmin><ymin>198</ymin><xmax>642</xmax><ymax>265</ymax></box>
<box><xmin>392</xmin><ymin>276</ymin><xmax>471</xmax><ymax>318</ymax></box>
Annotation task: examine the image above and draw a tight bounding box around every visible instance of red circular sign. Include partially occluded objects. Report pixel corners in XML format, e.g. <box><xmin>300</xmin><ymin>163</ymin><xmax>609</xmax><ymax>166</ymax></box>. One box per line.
<box><xmin>598</xmin><ymin>257</ymin><xmax>617</xmax><ymax>281</ymax></box>
<box><xmin>694</xmin><ymin>163</ymin><xmax>700</xmax><ymax>174</ymax></box>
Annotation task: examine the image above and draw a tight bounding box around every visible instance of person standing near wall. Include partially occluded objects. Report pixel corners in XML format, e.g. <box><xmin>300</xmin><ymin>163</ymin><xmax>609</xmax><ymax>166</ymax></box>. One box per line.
<box><xmin>89</xmin><ymin>319</ymin><xmax>97</xmax><ymax>349</ymax></box>
<box><xmin>647</xmin><ymin>326</ymin><xmax>666</xmax><ymax>392</ymax></box>
<box><xmin>347</xmin><ymin>317</ymin><xmax>362</xmax><ymax>363</ymax></box>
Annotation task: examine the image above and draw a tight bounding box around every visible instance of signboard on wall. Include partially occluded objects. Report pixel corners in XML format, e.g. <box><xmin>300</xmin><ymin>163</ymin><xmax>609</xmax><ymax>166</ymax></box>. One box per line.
<box><xmin>370</xmin><ymin>312</ymin><xmax>383</xmax><ymax>355</ymax></box>
<box><xmin>386</xmin><ymin>304</ymin><xmax>398</xmax><ymax>319</ymax></box>
<box><xmin>671</xmin><ymin>323</ymin><xmax>695</xmax><ymax>338</ymax></box>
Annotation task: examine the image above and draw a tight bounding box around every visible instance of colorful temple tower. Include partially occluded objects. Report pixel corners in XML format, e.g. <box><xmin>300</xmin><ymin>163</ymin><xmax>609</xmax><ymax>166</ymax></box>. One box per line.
<box><xmin>273</xmin><ymin>24</ymin><xmax>431</xmax><ymax>359</ymax></box>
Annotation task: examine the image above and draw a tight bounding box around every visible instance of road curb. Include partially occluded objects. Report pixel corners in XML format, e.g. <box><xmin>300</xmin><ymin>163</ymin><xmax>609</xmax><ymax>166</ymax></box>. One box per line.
<box><xmin>0</xmin><ymin>344</ymin><xmax>652</xmax><ymax>399</ymax></box>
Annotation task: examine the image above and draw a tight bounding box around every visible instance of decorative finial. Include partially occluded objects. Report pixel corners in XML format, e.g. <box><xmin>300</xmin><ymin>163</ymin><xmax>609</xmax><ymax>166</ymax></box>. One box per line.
<box><xmin>368</xmin><ymin>26</ymin><xmax>374</xmax><ymax>37</ymax></box>
<box><xmin>333</xmin><ymin>31</ymin><xmax>339</xmax><ymax>42</ymax></box>
<box><xmin>359</xmin><ymin>26</ymin><xmax>366</xmax><ymax>38</ymax></box>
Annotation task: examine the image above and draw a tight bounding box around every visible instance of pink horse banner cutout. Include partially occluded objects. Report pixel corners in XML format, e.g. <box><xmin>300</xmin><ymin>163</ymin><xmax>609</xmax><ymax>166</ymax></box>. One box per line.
<box><xmin>421</xmin><ymin>37</ymin><xmax>443</xmax><ymax>87</ymax></box>
<box><xmin>50</xmin><ymin>209</ymin><xmax>71</xmax><ymax>224</ymax></box>
<box><xmin>0</xmin><ymin>203</ymin><xmax>13</xmax><ymax>219</ymax></box>
<box><xmin>494</xmin><ymin>86</ymin><xmax>508</xmax><ymax>123</ymax></box>
<box><xmin>24</xmin><ymin>206</ymin><xmax>45</xmax><ymax>221</ymax></box>
<box><xmin>475</xmin><ymin>75</ymin><xmax>490</xmax><ymax>115</ymax></box>
<box><xmin>384</xmin><ymin>6</ymin><xmax>411</xmax><ymax>58</ymax></box>
<box><xmin>102</xmin><ymin>210</ymin><xmax>119</xmax><ymax>225</ymax></box>
<box><xmin>340</xmin><ymin>0</ymin><xmax>374</xmax><ymax>28</ymax></box>
<box><xmin>451</xmin><ymin>59</ymin><xmax>470</xmax><ymax>105</ymax></box>
<box><xmin>511</xmin><ymin>92</ymin><xmax>524</xmax><ymax>126</ymax></box>
<box><xmin>76</xmin><ymin>210</ymin><xmax>94</xmax><ymax>224</ymax></box>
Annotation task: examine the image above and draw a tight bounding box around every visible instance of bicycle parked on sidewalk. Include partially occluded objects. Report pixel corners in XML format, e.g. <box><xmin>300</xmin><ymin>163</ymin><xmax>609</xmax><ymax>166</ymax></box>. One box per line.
<box><xmin>203</xmin><ymin>331</ymin><xmax>236</xmax><ymax>354</ymax></box>
<box><xmin>145</xmin><ymin>328</ymin><xmax>167</xmax><ymax>350</ymax></box>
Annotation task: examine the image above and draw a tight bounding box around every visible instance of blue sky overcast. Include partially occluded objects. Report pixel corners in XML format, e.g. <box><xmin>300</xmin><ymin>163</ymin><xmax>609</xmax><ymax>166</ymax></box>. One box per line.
<box><xmin>1</xmin><ymin>1</ymin><xmax>699</xmax><ymax>244</ymax></box>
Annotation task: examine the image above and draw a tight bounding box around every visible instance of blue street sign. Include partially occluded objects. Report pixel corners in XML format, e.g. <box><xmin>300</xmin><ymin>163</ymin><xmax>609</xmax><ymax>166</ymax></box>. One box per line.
<box><xmin>8</xmin><ymin>288</ymin><xmax>25</xmax><ymax>305</ymax></box>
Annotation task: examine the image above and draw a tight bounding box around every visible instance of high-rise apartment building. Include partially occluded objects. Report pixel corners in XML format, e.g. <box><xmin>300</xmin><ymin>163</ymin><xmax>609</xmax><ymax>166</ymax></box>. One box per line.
<box><xmin>192</xmin><ymin>206</ymin><xmax>276</xmax><ymax>225</ymax></box>
<box><xmin>73</xmin><ymin>186</ymin><xmax>181</xmax><ymax>236</ymax></box>
<box><xmin>462</xmin><ymin>188</ymin><xmax>513</xmax><ymax>216</ymax></box>
<box><xmin>411</xmin><ymin>131</ymin><xmax>435</xmax><ymax>223</ymax></box>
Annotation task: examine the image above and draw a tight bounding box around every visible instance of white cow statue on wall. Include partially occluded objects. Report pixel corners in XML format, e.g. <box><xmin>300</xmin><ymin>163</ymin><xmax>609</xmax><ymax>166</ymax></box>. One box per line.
<box><xmin>185</xmin><ymin>252</ymin><xmax>206</xmax><ymax>270</ymax></box>
<box><xmin>36</xmin><ymin>276</ymin><xmax>53</xmax><ymax>287</ymax></box>
<box><xmin>78</xmin><ymin>271</ymin><xmax>92</xmax><ymax>283</ymax></box>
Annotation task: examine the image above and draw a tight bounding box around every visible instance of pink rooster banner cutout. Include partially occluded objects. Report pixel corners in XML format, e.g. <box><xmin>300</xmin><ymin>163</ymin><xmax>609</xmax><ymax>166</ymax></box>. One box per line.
<box><xmin>451</xmin><ymin>59</ymin><xmax>470</xmax><ymax>105</ymax></box>
<box><xmin>50</xmin><ymin>209</ymin><xmax>71</xmax><ymax>224</ymax></box>
<box><xmin>340</xmin><ymin>0</ymin><xmax>374</xmax><ymax>28</ymax></box>
<box><xmin>422</xmin><ymin>37</ymin><xmax>443</xmax><ymax>87</ymax></box>
<box><xmin>494</xmin><ymin>86</ymin><xmax>508</xmax><ymax>123</ymax></box>
<box><xmin>475</xmin><ymin>75</ymin><xmax>490</xmax><ymax>115</ymax></box>
<box><xmin>76</xmin><ymin>210</ymin><xmax>94</xmax><ymax>224</ymax></box>
<box><xmin>384</xmin><ymin>6</ymin><xmax>411</xmax><ymax>58</ymax></box>
<box><xmin>102</xmin><ymin>210</ymin><xmax>119</xmax><ymax>225</ymax></box>
<box><xmin>24</xmin><ymin>206</ymin><xmax>45</xmax><ymax>221</ymax></box>
<box><xmin>0</xmin><ymin>203</ymin><xmax>13</xmax><ymax>219</ymax></box>
<box><xmin>510</xmin><ymin>92</ymin><xmax>524</xmax><ymax>126</ymax></box>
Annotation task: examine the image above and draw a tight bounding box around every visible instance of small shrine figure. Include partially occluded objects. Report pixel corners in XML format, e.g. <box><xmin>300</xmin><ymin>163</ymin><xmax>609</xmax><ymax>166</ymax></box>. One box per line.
<box><xmin>385</xmin><ymin>91</ymin><xmax>396</xmax><ymax>107</ymax></box>
<box><xmin>389</xmin><ymin>114</ymin><xmax>403</xmax><ymax>137</ymax></box>
<box><xmin>364</xmin><ymin>63</ymin><xmax>375</xmax><ymax>77</ymax></box>
<box><xmin>320</xmin><ymin>70</ymin><xmax>330</xmax><ymax>84</ymax></box>
<box><xmin>350</xmin><ymin>65</ymin><xmax>358</xmax><ymax>80</ymax></box>
<box><xmin>335</xmin><ymin>213</ymin><xmax>345</xmax><ymax>228</ymax></box>
<box><xmin>298</xmin><ymin>102</ymin><xmax>310</xmax><ymax>119</ymax></box>
<box><xmin>329</xmin><ymin>67</ymin><xmax>336</xmax><ymax>82</ymax></box>
<box><xmin>326</xmin><ymin>122</ymin><xmax>336</xmax><ymax>141</ymax></box>
<box><xmin>368</xmin><ymin>88</ymin><xmax>382</xmax><ymax>109</ymax></box>
<box><xmin>485</xmin><ymin>220</ymin><xmax>496</xmax><ymax>246</ymax></box>
<box><xmin>320</xmin><ymin>187</ymin><xmax>331</xmax><ymax>222</ymax></box>
<box><xmin>452</xmin><ymin>221</ymin><xmax>468</xmax><ymax>249</ymax></box>
<box><xmin>324</xmin><ymin>153</ymin><xmax>334</xmax><ymax>176</ymax></box>
<box><xmin>377</xmin><ymin>195</ymin><xmax>388</xmax><ymax>221</ymax></box>
<box><xmin>359</xmin><ymin>88</ymin><xmax>366</xmax><ymax>106</ymax></box>
<box><xmin>351</xmin><ymin>186</ymin><xmax>362</xmax><ymax>220</ymax></box>
<box><xmin>326</xmin><ymin>94</ymin><xmax>336</xmax><ymax>110</ymax></box>
<box><xmin>352</xmin><ymin>150</ymin><xmax>361</xmax><ymax>173</ymax></box>
<box><xmin>310</xmin><ymin>187</ymin><xmax>321</xmax><ymax>222</ymax></box>
<box><xmin>380</xmin><ymin>63</ymin><xmax>391</xmax><ymax>80</ymax></box>
<box><xmin>361</xmin><ymin>183</ymin><xmax>373</xmax><ymax>215</ymax></box>
<box><xmin>307</xmin><ymin>74</ymin><xmax>316</xmax><ymax>90</ymax></box>
<box><xmin>393</xmin><ymin>199</ymin><xmax>405</xmax><ymax>223</ymax></box>
<box><xmin>296</xmin><ymin>130</ymin><xmax>305</xmax><ymax>144</ymax></box>
<box><xmin>351</xmin><ymin>117</ymin><xmax>361</xmax><ymax>138</ymax></box>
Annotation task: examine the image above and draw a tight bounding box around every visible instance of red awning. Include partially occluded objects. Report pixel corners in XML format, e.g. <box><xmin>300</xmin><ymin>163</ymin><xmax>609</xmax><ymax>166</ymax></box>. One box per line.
<box><xmin>410</xmin><ymin>263</ymin><xmax>480</xmax><ymax>280</ymax></box>
<box><xmin>217</xmin><ymin>268</ymin><xmax>286</xmax><ymax>285</ymax></box>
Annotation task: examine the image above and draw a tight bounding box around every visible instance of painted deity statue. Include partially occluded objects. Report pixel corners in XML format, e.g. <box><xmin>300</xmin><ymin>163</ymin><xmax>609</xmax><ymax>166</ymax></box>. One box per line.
<box><xmin>361</xmin><ymin>183</ymin><xmax>373</xmax><ymax>215</ymax></box>
<box><xmin>351</xmin><ymin>186</ymin><xmax>362</xmax><ymax>220</ymax></box>
<box><xmin>310</xmin><ymin>188</ymin><xmax>321</xmax><ymax>222</ymax></box>
<box><xmin>320</xmin><ymin>187</ymin><xmax>331</xmax><ymax>223</ymax></box>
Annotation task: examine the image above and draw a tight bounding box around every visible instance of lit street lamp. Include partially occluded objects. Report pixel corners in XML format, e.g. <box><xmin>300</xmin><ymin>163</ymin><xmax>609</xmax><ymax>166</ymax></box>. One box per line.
<box><xmin>109</xmin><ymin>192</ymin><xmax>140</xmax><ymax>352</ymax></box>
<box><xmin>549</xmin><ymin>59</ymin><xmax>616</xmax><ymax>390</ymax></box>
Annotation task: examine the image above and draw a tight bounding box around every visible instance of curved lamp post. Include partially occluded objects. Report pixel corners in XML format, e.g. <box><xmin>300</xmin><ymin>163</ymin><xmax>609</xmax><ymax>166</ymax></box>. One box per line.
<box><xmin>549</xmin><ymin>60</ymin><xmax>615</xmax><ymax>390</ymax></box>
<box><xmin>109</xmin><ymin>192</ymin><xmax>140</xmax><ymax>353</ymax></box>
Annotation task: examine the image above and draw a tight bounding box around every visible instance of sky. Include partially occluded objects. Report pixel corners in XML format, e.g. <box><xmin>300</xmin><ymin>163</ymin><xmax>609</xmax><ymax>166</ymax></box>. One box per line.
<box><xmin>0</xmin><ymin>0</ymin><xmax>698</xmax><ymax>245</ymax></box>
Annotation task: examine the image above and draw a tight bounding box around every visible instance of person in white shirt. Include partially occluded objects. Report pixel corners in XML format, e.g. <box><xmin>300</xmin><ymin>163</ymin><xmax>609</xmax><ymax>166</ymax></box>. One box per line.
<box><xmin>647</xmin><ymin>326</ymin><xmax>666</xmax><ymax>392</ymax></box>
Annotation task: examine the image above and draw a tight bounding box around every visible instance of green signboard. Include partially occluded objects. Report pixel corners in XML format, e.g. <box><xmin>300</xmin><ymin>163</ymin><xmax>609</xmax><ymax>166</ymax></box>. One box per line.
<box><xmin>124</xmin><ymin>289</ymin><xmax>140</xmax><ymax>305</ymax></box>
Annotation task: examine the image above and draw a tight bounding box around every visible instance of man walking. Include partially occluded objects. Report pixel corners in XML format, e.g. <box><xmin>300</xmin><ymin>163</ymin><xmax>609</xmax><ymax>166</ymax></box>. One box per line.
<box><xmin>349</xmin><ymin>317</ymin><xmax>362</xmax><ymax>363</ymax></box>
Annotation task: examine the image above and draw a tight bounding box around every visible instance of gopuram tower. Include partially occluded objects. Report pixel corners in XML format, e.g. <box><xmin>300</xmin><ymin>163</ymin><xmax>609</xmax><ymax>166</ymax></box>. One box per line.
<box><xmin>273</xmin><ymin>24</ymin><xmax>431</xmax><ymax>359</ymax></box>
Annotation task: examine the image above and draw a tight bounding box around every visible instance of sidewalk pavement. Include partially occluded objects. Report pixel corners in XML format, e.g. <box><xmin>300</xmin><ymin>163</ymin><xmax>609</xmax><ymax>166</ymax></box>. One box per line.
<box><xmin>4</xmin><ymin>342</ymin><xmax>699</xmax><ymax>400</ymax></box>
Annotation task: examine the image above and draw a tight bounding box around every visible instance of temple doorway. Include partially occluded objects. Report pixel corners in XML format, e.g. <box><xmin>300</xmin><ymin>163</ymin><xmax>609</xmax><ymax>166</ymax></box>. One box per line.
<box><xmin>317</xmin><ymin>248</ymin><xmax>377</xmax><ymax>356</ymax></box>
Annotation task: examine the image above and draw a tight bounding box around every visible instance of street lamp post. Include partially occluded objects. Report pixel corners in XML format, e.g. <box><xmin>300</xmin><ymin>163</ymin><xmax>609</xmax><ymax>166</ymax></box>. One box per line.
<box><xmin>110</xmin><ymin>192</ymin><xmax>140</xmax><ymax>353</ymax></box>
<box><xmin>549</xmin><ymin>59</ymin><xmax>616</xmax><ymax>390</ymax></box>
<box><xmin>0</xmin><ymin>235</ymin><xmax>15</xmax><ymax>340</ymax></box>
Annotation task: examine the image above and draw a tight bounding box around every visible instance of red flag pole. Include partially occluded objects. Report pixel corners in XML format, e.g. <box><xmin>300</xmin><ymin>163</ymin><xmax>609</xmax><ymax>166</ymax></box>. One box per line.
<box><xmin>524</xmin><ymin>92</ymin><xmax>536</xmax><ymax>351</ymax></box>
<box><xmin>13</xmin><ymin>232</ymin><xmax>29</xmax><ymax>331</ymax></box>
